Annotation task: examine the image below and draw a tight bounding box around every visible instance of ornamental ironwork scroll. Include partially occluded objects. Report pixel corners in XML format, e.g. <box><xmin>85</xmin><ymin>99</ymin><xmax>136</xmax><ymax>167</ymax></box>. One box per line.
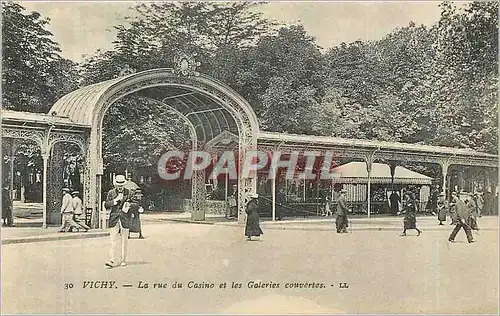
<box><xmin>48</xmin><ymin>132</ymin><xmax>87</xmax><ymax>154</ymax></box>
<box><xmin>172</xmin><ymin>52</ymin><xmax>201</xmax><ymax>77</ymax></box>
<box><xmin>1</xmin><ymin>128</ymin><xmax>45</xmax><ymax>148</ymax></box>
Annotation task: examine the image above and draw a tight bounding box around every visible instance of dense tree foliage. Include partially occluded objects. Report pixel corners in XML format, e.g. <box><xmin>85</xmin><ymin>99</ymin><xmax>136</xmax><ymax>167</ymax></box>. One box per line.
<box><xmin>102</xmin><ymin>97</ymin><xmax>191</xmax><ymax>174</ymax></box>
<box><xmin>319</xmin><ymin>1</ymin><xmax>497</xmax><ymax>153</ymax></box>
<box><xmin>429</xmin><ymin>1</ymin><xmax>498</xmax><ymax>152</ymax></box>
<box><xmin>76</xmin><ymin>2</ymin><xmax>277</xmax><ymax>177</ymax></box>
<box><xmin>241</xmin><ymin>25</ymin><xmax>328</xmax><ymax>132</ymax></box>
<box><xmin>1</xmin><ymin>2</ymin><xmax>78</xmax><ymax>112</ymax></box>
<box><xmin>3</xmin><ymin>1</ymin><xmax>497</xmax><ymax>183</ymax></box>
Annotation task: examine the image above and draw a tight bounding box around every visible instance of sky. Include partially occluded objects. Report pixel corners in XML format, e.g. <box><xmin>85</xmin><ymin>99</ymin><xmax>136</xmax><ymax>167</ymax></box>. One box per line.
<box><xmin>19</xmin><ymin>1</ymin><xmax>456</xmax><ymax>63</ymax></box>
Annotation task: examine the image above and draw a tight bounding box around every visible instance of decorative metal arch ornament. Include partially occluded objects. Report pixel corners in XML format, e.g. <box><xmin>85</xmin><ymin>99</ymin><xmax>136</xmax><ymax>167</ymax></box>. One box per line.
<box><xmin>172</xmin><ymin>52</ymin><xmax>201</xmax><ymax>77</ymax></box>
<box><xmin>205</xmin><ymin>130</ymin><xmax>239</xmax><ymax>148</ymax></box>
<box><xmin>118</xmin><ymin>64</ymin><xmax>136</xmax><ymax>77</ymax></box>
<box><xmin>81</xmin><ymin>68</ymin><xmax>259</xmax><ymax>224</ymax></box>
<box><xmin>48</xmin><ymin>132</ymin><xmax>87</xmax><ymax>154</ymax></box>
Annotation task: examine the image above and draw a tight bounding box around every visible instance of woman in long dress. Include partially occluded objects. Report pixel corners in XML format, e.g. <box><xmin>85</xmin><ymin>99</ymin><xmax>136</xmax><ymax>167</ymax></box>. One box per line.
<box><xmin>245</xmin><ymin>193</ymin><xmax>263</xmax><ymax>241</ymax></box>
<box><xmin>401</xmin><ymin>192</ymin><xmax>422</xmax><ymax>236</ymax></box>
<box><xmin>466</xmin><ymin>195</ymin><xmax>479</xmax><ymax>231</ymax></box>
<box><xmin>128</xmin><ymin>189</ymin><xmax>145</xmax><ymax>239</ymax></box>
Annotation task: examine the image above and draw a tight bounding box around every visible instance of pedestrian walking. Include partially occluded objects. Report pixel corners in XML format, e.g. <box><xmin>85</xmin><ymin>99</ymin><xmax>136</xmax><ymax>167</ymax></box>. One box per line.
<box><xmin>335</xmin><ymin>189</ymin><xmax>349</xmax><ymax>234</ymax></box>
<box><xmin>227</xmin><ymin>185</ymin><xmax>238</xmax><ymax>219</ymax></box>
<box><xmin>475</xmin><ymin>192</ymin><xmax>484</xmax><ymax>218</ymax></box>
<box><xmin>400</xmin><ymin>192</ymin><xmax>422</xmax><ymax>236</ymax></box>
<box><xmin>466</xmin><ymin>194</ymin><xmax>479</xmax><ymax>231</ymax></box>
<box><xmin>59</xmin><ymin>187</ymin><xmax>79</xmax><ymax>232</ymax></box>
<box><xmin>449</xmin><ymin>192</ymin><xmax>460</xmax><ymax>225</ymax></box>
<box><xmin>323</xmin><ymin>195</ymin><xmax>332</xmax><ymax>217</ymax></box>
<box><xmin>389</xmin><ymin>190</ymin><xmax>401</xmax><ymax>216</ymax></box>
<box><xmin>104</xmin><ymin>175</ymin><xmax>133</xmax><ymax>268</ymax></box>
<box><xmin>429</xmin><ymin>188</ymin><xmax>439</xmax><ymax>216</ymax></box>
<box><xmin>245</xmin><ymin>193</ymin><xmax>263</xmax><ymax>241</ymax></box>
<box><xmin>437</xmin><ymin>192</ymin><xmax>448</xmax><ymax>225</ymax></box>
<box><xmin>276</xmin><ymin>187</ymin><xmax>286</xmax><ymax>220</ymax></box>
<box><xmin>2</xmin><ymin>184</ymin><xmax>14</xmax><ymax>227</ymax></box>
<box><xmin>129</xmin><ymin>189</ymin><xmax>145</xmax><ymax>239</ymax></box>
<box><xmin>72</xmin><ymin>190</ymin><xmax>89</xmax><ymax>232</ymax></box>
<box><xmin>448</xmin><ymin>193</ymin><xmax>474</xmax><ymax>243</ymax></box>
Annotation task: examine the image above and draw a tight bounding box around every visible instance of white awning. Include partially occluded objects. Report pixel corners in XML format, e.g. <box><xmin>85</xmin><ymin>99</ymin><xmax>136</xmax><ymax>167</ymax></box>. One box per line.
<box><xmin>331</xmin><ymin>162</ymin><xmax>432</xmax><ymax>185</ymax></box>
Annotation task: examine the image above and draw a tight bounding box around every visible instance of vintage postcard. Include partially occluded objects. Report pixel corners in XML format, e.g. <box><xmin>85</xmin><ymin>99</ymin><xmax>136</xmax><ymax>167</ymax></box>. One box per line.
<box><xmin>1</xmin><ymin>1</ymin><xmax>498</xmax><ymax>314</ymax></box>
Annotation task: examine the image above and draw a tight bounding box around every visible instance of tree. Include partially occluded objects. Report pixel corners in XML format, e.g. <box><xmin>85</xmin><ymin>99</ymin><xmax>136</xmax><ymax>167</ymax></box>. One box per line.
<box><xmin>430</xmin><ymin>1</ymin><xmax>498</xmax><ymax>152</ymax></box>
<box><xmin>80</xmin><ymin>1</ymin><xmax>497</xmax><ymax>154</ymax></box>
<box><xmin>324</xmin><ymin>41</ymin><xmax>381</xmax><ymax>108</ymax></box>
<box><xmin>78</xmin><ymin>2</ymin><xmax>278</xmax><ymax>177</ymax></box>
<box><xmin>102</xmin><ymin>97</ymin><xmax>191</xmax><ymax>175</ymax></box>
<box><xmin>122</xmin><ymin>2</ymin><xmax>274</xmax><ymax>52</ymax></box>
<box><xmin>79</xmin><ymin>50</ymin><xmax>128</xmax><ymax>86</ymax></box>
<box><xmin>260</xmin><ymin>77</ymin><xmax>324</xmax><ymax>134</ymax></box>
<box><xmin>373</xmin><ymin>23</ymin><xmax>437</xmax><ymax>143</ymax></box>
<box><xmin>79</xmin><ymin>2</ymin><xmax>276</xmax><ymax>86</ymax></box>
<box><xmin>321</xmin><ymin>2</ymin><xmax>497</xmax><ymax>151</ymax></box>
<box><xmin>2</xmin><ymin>2</ymin><xmax>78</xmax><ymax>112</ymax></box>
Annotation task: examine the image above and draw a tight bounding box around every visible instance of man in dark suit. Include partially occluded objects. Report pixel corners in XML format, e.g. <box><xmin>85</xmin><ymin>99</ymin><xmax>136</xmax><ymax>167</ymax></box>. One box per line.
<box><xmin>104</xmin><ymin>175</ymin><xmax>133</xmax><ymax>268</ymax></box>
<box><xmin>276</xmin><ymin>187</ymin><xmax>286</xmax><ymax>220</ymax></box>
<box><xmin>2</xmin><ymin>184</ymin><xmax>13</xmax><ymax>227</ymax></box>
<box><xmin>336</xmin><ymin>189</ymin><xmax>349</xmax><ymax>233</ymax></box>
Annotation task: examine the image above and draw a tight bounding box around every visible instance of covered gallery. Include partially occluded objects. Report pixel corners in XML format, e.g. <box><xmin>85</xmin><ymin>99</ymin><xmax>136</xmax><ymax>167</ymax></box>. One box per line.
<box><xmin>331</xmin><ymin>162</ymin><xmax>433</xmax><ymax>214</ymax></box>
<box><xmin>2</xmin><ymin>65</ymin><xmax>497</xmax><ymax>227</ymax></box>
<box><xmin>255</xmin><ymin>161</ymin><xmax>433</xmax><ymax>217</ymax></box>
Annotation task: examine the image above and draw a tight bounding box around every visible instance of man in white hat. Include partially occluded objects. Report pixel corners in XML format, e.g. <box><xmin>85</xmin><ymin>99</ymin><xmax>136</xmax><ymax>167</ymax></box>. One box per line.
<box><xmin>72</xmin><ymin>190</ymin><xmax>89</xmax><ymax>232</ymax></box>
<box><xmin>104</xmin><ymin>175</ymin><xmax>133</xmax><ymax>268</ymax></box>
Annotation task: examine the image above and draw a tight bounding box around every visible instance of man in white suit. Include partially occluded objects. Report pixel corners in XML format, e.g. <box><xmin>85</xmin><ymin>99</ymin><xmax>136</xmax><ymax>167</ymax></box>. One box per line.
<box><xmin>59</xmin><ymin>188</ymin><xmax>78</xmax><ymax>232</ymax></box>
<box><xmin>72</xmin><ymin>190</ymin><xmax>89</xmax><ymax>232</ymax></box>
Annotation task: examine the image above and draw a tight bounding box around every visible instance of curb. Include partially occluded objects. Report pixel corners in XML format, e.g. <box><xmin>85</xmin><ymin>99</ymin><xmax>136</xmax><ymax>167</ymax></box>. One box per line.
<box><xmin>2</xmin><ymin>232</ymin><xmax>109</xmax><ymax>245</ymax></box>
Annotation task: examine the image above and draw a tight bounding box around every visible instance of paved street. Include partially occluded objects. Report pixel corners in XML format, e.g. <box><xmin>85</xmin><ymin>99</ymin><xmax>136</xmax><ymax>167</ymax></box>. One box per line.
<box><xmin>2</xmin><ymin>219</ymin><xmax>498</xmax><ymax>314</ymax></box>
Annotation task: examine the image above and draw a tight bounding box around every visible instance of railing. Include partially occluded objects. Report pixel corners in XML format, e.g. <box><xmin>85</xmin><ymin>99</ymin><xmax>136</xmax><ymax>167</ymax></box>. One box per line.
<box><xmin>257</xmin><ymin>197</ymin><xmax>392</xmax><ymax>217</ymax></box>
